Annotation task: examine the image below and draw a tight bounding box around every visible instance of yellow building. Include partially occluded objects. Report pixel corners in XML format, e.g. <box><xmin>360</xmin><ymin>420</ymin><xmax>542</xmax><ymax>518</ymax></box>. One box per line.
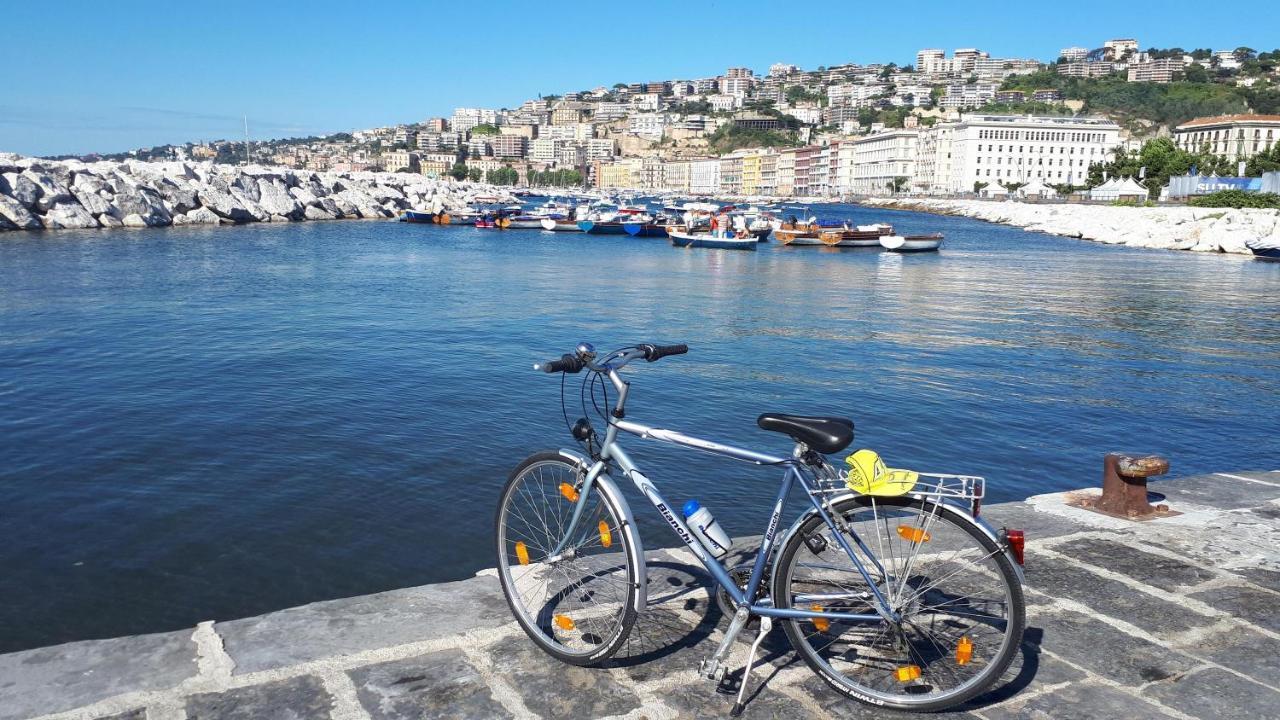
<box><xmin>596</xmin><ymin>158</ymin><xmax>642</xmax><ymax>189</ymax></box>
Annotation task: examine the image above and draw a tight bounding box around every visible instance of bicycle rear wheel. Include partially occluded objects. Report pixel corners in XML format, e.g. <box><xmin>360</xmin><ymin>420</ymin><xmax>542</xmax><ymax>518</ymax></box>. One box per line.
<box><xmin>495</xmin><ymin>452</ymin><xmax>639</xmax><ymax>665</ymax></box>
<box><xmin>773</xmin><ymin>495</ymin><xmax>1024</xmax><ymax>711</ymax></box>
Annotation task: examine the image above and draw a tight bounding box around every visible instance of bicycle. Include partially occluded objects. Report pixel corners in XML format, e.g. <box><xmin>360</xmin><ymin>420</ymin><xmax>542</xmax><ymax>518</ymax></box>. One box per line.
<box><xmin>495</xmin><ymin>342</ymin><xmax>1027</xmax><ymax>715</ymax></box>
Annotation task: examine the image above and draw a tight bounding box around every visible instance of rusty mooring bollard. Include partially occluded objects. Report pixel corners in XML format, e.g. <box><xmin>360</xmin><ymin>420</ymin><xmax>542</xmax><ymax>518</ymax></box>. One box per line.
<box><xmin>1092</xmin><ymin>453</ymin><xmax>1171</xmax><ymax>518</ymax></box>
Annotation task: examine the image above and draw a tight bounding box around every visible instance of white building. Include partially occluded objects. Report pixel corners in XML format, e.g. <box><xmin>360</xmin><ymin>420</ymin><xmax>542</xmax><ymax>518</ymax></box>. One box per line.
<box><xmin>1060</xmin><ymin>47</ymin><xmax>1089</xmax><ymax>62</ymax></box>
<box><xmin>585</xmin><ymin>138</ymin><xmax>616</xmax><ymax>160</ymax></box>
<box><xmin>922</xmin><ymin>114</ymin><xmax>1123</xmax><ymax>193</ymax></box>
<box><xmin>1174</xmin><ymin>114</ymin><xmax>1280</xmax><ymax>162</ymax></box>
<box><xmin>708</xmin><ymin>94</ymin><xmax>743</xmax><ymax>112</ymax></box>
<box><xmin>1103</xmin><ymin>39</ymin><xmax>1139</xmax><ymax>61</ymax></box>
<box><xmin>769</xmin><ymin>63</ymin><xmax>800</xmax><ymax>77</ymax></box>
<box><xmin>788</xmin><ymin>107</ymin><xmax>822</xmax><ymax>125</ymax></box>
<box><xmin>631</xmin><ymin>93</ymin><xmax>661</xmax><ymax>111</ymax></box>
<box><xmin>451</xmin><ymin>108</ymin><xmax>497</xmax><ymax>133</ymax></box>
<box><xmin>689</xmin><ymin>159</ymin><xmax>722</xmax><ymax>194</ymax></box>
<box><xmin>843</xmin><ymin>130</ymin><xmax>920</xmax><ymax>195</ymax></box>
<box><xmin>529</xmin><ymin>138</ymin><xmax>563</xmax><ymax>163</ymax></box>
<box><xmin>628</xmin><ymin>113</ymin><xmax>669</xmax><ymax>139</ymax></box>
<box><xmin>940</xmin><ymin>83</ymin><xmax>998</xmax><ymax>109</ymax></box>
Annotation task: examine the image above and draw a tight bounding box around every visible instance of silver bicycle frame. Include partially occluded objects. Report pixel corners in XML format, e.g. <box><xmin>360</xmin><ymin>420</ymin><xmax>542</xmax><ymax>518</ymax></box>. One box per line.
<box><xmin>550</xmin><ymin>354</ymin><xmax>896</xmax><ymax>624</ymax></box>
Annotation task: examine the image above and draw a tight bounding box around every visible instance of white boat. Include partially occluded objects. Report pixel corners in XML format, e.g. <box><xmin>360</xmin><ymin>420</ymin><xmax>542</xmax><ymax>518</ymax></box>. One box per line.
<box><xmin>540</xmin><ymin>218</ymin><xmax>582</xmax><ymax>231</ymax></box>
<box><xmin>880</xmin><ymin>233</ymin><xmax>944</xmax><ymax>252</ymax></box>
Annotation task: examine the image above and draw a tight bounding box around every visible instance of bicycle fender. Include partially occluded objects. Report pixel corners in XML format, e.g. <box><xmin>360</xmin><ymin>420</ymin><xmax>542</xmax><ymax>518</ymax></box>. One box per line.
<box><xmin>557</xmin><ymin>448</ymin><xmax>649</xmax><ymax>610</ymax></box>
<box><xmin>773</xmin><ymin>492</ymin><xmax>1025</xmax><ymax>587</ymax></box>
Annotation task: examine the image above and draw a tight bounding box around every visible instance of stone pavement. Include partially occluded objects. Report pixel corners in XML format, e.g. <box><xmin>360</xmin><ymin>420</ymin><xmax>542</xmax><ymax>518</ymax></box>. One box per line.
<box><xmin>3</xmin><ymin>471</ymin><xmax>1279</xmax><ymax>720</ymax></box>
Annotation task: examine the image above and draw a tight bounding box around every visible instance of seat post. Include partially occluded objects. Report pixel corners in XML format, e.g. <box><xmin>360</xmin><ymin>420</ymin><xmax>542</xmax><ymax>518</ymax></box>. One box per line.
<box><xmin>792</xmin><ymin>442</ymin><xmax>810</xmax><ymax>459</ymax></box>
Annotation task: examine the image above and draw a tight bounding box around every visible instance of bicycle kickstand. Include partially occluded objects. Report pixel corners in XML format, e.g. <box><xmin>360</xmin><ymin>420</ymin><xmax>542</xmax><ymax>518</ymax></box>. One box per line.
<box><xmin>730</xmin><ymin>616</ymin><xmax>773</xmax><ymax>717</ymax></box>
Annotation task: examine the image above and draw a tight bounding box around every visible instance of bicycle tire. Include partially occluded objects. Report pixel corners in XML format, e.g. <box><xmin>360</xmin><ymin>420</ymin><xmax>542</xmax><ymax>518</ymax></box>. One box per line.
<box><xmin>495</xmin><ymin>451</ymin><xmax>639</xmax><ymax>666</ymax></box>
<box><xmin>772</xmin><ymin>495</ymin><xmax>1025</xmax><ymax>711</ymax></box>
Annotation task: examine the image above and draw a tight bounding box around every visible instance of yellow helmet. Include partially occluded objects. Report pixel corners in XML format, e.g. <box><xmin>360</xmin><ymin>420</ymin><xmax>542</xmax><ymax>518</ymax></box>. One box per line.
<box><xmin>845</xmin><ymin>449</ymin><xmax>919</xmax><ymax>496</ymax></box>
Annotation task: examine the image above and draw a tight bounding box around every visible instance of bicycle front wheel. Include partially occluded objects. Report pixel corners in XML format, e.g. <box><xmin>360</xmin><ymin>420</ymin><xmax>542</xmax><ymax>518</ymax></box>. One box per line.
<box><xmin>495</xmin><ymin>452</ymin><xmax>639</xmax><ymax>665</ymax></box>
<box><xmin>773</xmin><ymin>495</ymin><xmax>1024</xmax><ymax>712</ymax></box>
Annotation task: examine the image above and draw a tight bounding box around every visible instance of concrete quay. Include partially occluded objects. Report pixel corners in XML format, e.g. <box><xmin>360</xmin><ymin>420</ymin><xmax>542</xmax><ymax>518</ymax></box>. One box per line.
<box><xmin>2</xmin><ymin>470</ymin><xmax>1278</xmax><ymax>720</ymax></box>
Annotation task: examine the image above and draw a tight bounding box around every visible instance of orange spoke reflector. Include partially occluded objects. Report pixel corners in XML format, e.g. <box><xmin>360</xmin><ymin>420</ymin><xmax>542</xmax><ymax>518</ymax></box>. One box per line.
<box><xmin>553</xmin><ymin>614</ymin><xmax>575</xmax><ymax>631</ymax></box>
<box><xmin>895</xmin><ymin>665</ymin><xmax>921</xmax><ymax>683</ymax></box>
<box><xmin>598</xmin><ymin>521</ymin><xmax>613</xmax><ymax>548</ymax></box>
<box><xmin>810</xmin><ymin>604</ymin><xmax>830</xmax><ymax>632</ymax></box>
<box><xmin>897</xmin><ymin>525</ymin><xmax>931</xmax><ymax>543</ymax></box>
<box><xmin>559</xmin><ymin>482</ymin><xmax>579</xmax><ymax>502</ymax></box>
<box><xmin>514</xmin><ymin>541</ymin><xmax>529</xmax><ymax>566</ymax></box>
<box><xmin>956</xmin><ymin>636</ymin><xmax>974</xmax><ymax>665</ymax></box>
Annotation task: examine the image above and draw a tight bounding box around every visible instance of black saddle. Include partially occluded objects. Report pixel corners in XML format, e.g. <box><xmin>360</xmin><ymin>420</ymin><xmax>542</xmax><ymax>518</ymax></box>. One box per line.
<box><xmin>757</xmin><ymin>413</ymin><xmax>854</xmax><ymax>454</ymax></box>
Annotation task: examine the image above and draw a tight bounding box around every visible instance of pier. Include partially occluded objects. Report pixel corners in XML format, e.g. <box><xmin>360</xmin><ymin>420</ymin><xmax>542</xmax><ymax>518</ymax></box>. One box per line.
<box><xmin>3</xmin><ymin>470</ymin><xmax>1278</xmax><ymax>720</ymax></box>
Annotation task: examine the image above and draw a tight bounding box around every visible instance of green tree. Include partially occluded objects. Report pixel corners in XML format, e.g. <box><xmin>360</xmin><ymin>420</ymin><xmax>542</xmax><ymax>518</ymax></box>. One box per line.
<box><xmin>973</xmin><ymin>181</ymin><xmax>989</xmax><ymax>193</ymax></box>
<box><xmin>1183</xmin><ymin>63</ymin><xmax>1210</xmax><ymax>83</ymax></box>
<box><xmin>470</xmin><ymin>124</ymin><xmax>500</xmax><ymax>136</ymax></box>
<box><xmin>448</xmin><ymin>163</ymin><xmax>468</xmax><ymax>180</ymax></box>
<box><xmin>467</xmin><ymin>167</ymin><xmax>483</xmax><ymax>182</ymax></box>
<box><xmin>1245</xmin><ymin>142</ymin><xmax>1280</xmax><ymax>175</ymax></box>
<box><xmin>1086</xmin><ymin>137</ymin><xmax>1235</xmax><ymax>197</ymax></box>
<box><xmin>886</xmin><ymin>176</ymin><xmax>909</xmax><ymax>194</ymax></box>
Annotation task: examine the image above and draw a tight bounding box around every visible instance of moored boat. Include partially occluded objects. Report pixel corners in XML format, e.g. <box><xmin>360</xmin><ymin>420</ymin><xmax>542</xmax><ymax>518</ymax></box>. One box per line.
<box><xmin>880</xmin><ymin>233</ymin><xmax>944</xmax><ymax>252</ymax></box>
<box><xmin>577</xmin><ymin>220</ymin><xmax>629</xmax><ymax>234</ymax></box>
<box><xmin>1246</xmin><ymin>238</ymin><xmax>1280</xmax><ymax>260</ymax></box>
<box><xmin>504</xmin><ymin>215</ymin><xmax>546</xmax><ymax>229</ymax></box>
<box><xmin>819</xmin><ymin>223</ymin><xmax>895</xmax><ymax>247</ymax></box>
<box><xmin>622</xmin><ymin>221</ymin><xmax>672</xmax><ymax>237</ymax></box>
<box><xmin>399</xmin><ymin>210</ymin><xmax>436</xmax><ymax>223</ymax></box>
<box><xmin>775</xmin><ymin>223</ymin><xmax>825</xmax><ymax>246</ymax></box>
<box><xmin>539</xmin><ymin>218</ymin><xmax>582</xmax><ymax>231</ymax></box>
<box><xmin>668</xmin><ymin>229</ymin><xmax>757</xmax><ymax>251</ymax></box>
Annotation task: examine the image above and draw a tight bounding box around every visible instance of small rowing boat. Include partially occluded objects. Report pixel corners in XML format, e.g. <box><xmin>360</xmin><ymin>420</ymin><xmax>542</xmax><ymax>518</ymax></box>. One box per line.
<box><xmin>819</xmin><ymin>223</ymin><xmax>895</xmax><ymax>247</ymax></box>
<box><xmin>668</xmin><ymin>229</ymin><xmax>757</xmax><ymax>251</ymax></box>
<box><xmin>577</xmin><ymin>220</ymin><xmax>629</xmax><ymax>234</ymax></box>
<box><xmin>880</xmin><ymin>233</ymin><xmax>944</xmax><ymax>252</ymax></box>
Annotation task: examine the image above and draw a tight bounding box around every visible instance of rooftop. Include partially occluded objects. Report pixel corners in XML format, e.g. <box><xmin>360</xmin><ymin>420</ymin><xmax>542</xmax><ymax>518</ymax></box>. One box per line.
<box><xmin>1176</xmin><ymin>114</ymin><xmax>1280</xmax><ymax>129</ymax></box>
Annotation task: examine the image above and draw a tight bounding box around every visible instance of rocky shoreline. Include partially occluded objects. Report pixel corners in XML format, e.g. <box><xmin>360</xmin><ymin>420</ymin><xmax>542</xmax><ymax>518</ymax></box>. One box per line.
<box><xmin>862</xmin><ymin>197</ymin><xmax>1280</xmax><ymax>255</ymax></box>
<box><xmin>0</xmin><ymin>154</ymin><xmax>516</xmax><ymax>231</ymax></box>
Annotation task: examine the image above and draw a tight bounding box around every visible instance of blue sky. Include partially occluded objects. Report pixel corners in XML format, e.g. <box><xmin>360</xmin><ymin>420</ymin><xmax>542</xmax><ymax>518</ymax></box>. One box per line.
<box><xmin>2</xmin><ymin>0</ymin><xmax>1272</xmax><ymax>156</ymax></box>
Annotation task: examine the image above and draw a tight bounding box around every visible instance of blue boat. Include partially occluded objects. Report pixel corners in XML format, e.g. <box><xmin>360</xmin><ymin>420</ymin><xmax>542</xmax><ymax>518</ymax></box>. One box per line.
<box><xmin>577</xmin><ymin>220</ymin><xmax>629</xmax><ymax>234</ymax></box>
<box><xmin>400</xmin><ymin>210</ymin><xmax>436</xmax><ymax>223</ymax></box>
<box><xmin>622</xmin><ymin>222</ymin><xmax>672</xmax><ymax>238</ymax></box>
<box><xmin>668</xmin><ymin>230</ymin><xmax>757</xmax><ymax>251</ymax></box>
<box><xmin>1246</xmin><ymin>239</ymin><xmax>1280</xmax><ymax>260</ymax></box>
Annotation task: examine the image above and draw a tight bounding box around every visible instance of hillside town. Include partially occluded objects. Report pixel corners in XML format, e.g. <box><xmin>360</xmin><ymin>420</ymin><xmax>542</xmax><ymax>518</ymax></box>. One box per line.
<box><xmin>102</xmin><ymin>39</ymin><xmax>1280</xmax><ymax>198</ymax></box>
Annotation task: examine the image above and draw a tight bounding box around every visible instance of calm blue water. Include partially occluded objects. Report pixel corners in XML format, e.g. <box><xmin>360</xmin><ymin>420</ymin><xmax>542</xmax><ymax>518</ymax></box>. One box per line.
<box><xmin>2</xmin><ymin>205</ymin><xmax>1278</xmax><ymax>652</ymax></box>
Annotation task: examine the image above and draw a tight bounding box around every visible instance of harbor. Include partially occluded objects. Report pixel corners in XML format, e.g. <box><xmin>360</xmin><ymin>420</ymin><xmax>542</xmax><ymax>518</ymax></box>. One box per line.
<box><xmin>2</xmin><ymin>469</ymin><xmax>1277</xmax><ymax>719</ymax></box>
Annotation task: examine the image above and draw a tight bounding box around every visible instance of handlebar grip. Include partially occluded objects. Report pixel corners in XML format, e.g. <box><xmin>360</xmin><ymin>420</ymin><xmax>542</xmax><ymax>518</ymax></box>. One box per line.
<box><xmin>640</xmin><ymin>343</ymin><xmax>689</xmax><ymax>362</ymax></box>
<box><xmin>536</xmin><ymin>354</ymin><xmax>584</xmax><ymax>374</ymax></box>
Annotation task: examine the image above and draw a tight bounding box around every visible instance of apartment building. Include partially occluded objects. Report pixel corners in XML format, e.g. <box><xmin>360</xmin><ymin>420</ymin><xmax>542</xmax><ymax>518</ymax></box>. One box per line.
<box><xmin>450</xmin><ymin>108</ymin><xmax>497</xmax><ymax>133</ymax></box>
<box><xmin>382</xmin><ymin>151</ymin><xmax>419</xmax><ymax>172</ymax></box>
<box><xmin>775</xmin><ymin>149</ymin><xmax>797</xmax><ymax>196</ymax></box>
<box><xmin>1127</xmin><ymin>58</ymin><xmax>1185</xmax><ymax>83</ymax></box>
<box><xmin>1057</xmin><ymin>62</ymin><xmax>1116</xmax><ymax>78</ymax></box>
<box><xmin>491</xmin><ymin>135</ymin><xmax>527</xmax><ymax>159</ymax></box>
<box><xmin>1059</xmin><ymin>47</ymin><xmax>1089</xmax><ymax>62</ymax></box>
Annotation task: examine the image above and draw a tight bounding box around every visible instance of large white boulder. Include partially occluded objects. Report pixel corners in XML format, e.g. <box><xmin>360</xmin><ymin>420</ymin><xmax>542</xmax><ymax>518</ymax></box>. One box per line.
<box><xmin>42</xmin><ymin>200</ymin><xmax>99</xmax><ymax>229</ymax></box>
<box><xmin>0</xmin><ymin>194</ymin><xmax>41</xmax><ymax>229</ymax></box>
<box><xmin>2</xmin><ymin>172</ymin><xmax>43</xmax><ymax>208</ymax></box>
<box><xmin>185</xmin><ymin>206</ymin><xmax>222</xmax><ymax>225</ymax></box>
<box><xmin>256</xmin><ymin>178</ymin><xmax>303</xmax><ymax>219</ymax></box>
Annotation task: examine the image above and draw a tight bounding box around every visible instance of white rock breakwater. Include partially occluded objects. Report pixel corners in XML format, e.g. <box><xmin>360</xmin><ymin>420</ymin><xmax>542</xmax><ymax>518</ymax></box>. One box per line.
<box><xmin>863</xmin><ymin>197</ymin><xmax>1280</xmax><ymax>255</ymax></box>
<box><xmin>0</xmin><ymin>153</ymin><xmax>516</xmax><ymax>231</ymax></box>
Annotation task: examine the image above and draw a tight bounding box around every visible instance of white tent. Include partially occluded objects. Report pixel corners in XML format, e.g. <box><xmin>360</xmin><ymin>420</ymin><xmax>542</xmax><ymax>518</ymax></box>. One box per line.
<box><xmin>1090</xmin><ymin>177</ymin><xmax>1147</xmax><ymax>202</ymax></box>
<box><xmin>982</xmin><ymin>184</ymin><xmax>1009</xmax><ymax>198</ymax></box>
<box><xmin>1017</xmin><ymin>179</ymin><xmax>1057</xmax><ymax>199</ymax></box>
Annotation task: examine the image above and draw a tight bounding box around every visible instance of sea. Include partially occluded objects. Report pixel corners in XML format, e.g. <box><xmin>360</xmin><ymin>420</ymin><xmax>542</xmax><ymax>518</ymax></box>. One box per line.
<box><xmin>1</xmin><ymin>203</ymin><xmax>1277</xmax><ymax>652</ymax></box>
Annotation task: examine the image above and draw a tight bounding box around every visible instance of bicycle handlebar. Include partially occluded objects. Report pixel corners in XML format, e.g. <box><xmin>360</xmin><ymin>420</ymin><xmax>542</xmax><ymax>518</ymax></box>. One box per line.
<box><xmin>638</xmin><ymin>343</ymin><xmax>688</xmax><ymax>362</ymax></box>
<box><xmin>535</xmin><ymin>354</ymin><xmax>585</xmax><ymax>374</ymax></box>
<box><xmin>534</xmin><ymin>342</ymin><xmax>688</xmax><ymax>374</ymax></box>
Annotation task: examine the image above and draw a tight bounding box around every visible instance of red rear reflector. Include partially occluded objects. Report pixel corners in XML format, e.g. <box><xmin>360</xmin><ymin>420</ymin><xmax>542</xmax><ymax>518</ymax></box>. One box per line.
<box><xmin>1005</xmin><ymin>529</ymin><xmax>1025</xmax><ymax>565</ymax></box>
